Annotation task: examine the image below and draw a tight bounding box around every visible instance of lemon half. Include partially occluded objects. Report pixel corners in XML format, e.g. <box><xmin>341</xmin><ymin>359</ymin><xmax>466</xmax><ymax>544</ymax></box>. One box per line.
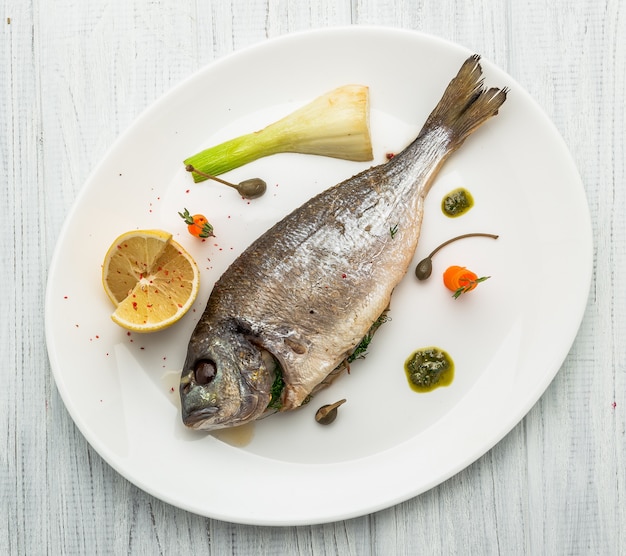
<box><xmin>102</xmin><ymin>229</ymin><xmax>199</xmax><ymax>332</ymax></box>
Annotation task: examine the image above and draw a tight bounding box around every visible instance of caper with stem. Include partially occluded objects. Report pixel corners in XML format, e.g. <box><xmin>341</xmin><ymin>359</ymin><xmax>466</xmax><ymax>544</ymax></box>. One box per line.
<box><xmin>415</xmin><ymin>232</ymin><xmax>499</xmax><ymax>280</ymax></box>
<box><xmin>315</xmin><ymin>399</ymin><xmax>346</xmax><ymax>425</ymax></box>
<box><xmin>185</xmin><ymin>164</ymin><xmax>267</xmax><ymax>199</ymax></box>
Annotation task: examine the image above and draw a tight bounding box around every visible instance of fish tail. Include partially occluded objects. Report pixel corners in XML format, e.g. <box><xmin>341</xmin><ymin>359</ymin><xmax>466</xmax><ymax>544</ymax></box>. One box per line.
<box><xmin>423</xmin><ymin>54</ymin><xmax>508</xmax><ymax>146</ymax></box>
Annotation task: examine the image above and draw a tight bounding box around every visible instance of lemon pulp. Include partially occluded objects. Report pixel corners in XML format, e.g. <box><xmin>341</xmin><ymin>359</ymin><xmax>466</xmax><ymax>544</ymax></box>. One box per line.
<box><xmin>102</xmin><ymin>229</ymin><xmax>199</xmax><ymax>332</ymax></box>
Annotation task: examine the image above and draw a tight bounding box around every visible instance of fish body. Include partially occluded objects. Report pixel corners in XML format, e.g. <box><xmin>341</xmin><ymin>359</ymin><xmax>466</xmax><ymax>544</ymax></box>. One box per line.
<box><xmin>180</xmin><ymin>55</ymin><xmax>507</xmax><ymax>430</ymax></box>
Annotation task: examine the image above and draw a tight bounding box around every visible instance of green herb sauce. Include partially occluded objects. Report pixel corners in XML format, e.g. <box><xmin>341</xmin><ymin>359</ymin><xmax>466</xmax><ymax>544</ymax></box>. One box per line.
<box><xmin>442</xmin><ymin>188</ymin><xmax>474</xmax><ymax>217</ymax></box>
<box><xmin>404</xmin><ymin>347</ymin><xmax>454</xmax><ymax>392</ymax></box>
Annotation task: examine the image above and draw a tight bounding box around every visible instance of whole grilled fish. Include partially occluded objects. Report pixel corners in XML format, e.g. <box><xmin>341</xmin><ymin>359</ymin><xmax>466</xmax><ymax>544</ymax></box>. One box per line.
<box><xmin>180</xmin><ymin>55</ymin><xmax>507</xmax><ymax>430</ymax></box>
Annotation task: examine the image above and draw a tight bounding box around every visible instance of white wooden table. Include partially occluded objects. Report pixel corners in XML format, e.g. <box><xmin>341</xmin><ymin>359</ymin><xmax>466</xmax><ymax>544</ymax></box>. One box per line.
<box><xmin>2</xmin><ymin>1</ymin><xmax>623</xmax><ymax>554</ymax></box>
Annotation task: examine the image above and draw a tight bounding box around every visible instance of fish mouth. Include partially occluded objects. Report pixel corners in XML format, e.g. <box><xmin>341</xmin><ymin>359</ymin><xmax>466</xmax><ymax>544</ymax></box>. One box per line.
<box><xmin>180</xmin><ymin>381</ymin><xmax>264</xmax><ymax>431</ymax></box>
<box><xmin>179</xmin><ymin>364</ymin><xmax>233</xmax><ymax>430</ymax></box>
<box><xmin>179</xmin><ymin>380</ymin><xmax>240</xmax><ymax>431</ymax></box>
<box><xmin>182</xmin><ymin>404</ymin><xmax>220</xmax><ymax>429</ymax></box>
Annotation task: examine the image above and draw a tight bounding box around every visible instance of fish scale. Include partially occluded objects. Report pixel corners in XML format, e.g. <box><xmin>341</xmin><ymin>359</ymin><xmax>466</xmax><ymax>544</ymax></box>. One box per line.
<box><xmin>180</xmin><ymin>55</ymin><xmax>507</xmax><ymax>430</ymax></box>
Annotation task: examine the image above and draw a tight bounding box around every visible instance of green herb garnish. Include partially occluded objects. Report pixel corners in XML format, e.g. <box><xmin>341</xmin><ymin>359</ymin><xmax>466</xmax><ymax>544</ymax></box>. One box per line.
<box><xmin>348</xmin><ymin>311</ymin><xmax>390</xmax><ymax>363</ymax></box>
<box><xmin>267</xmin><ymin>369</ymin><xmax>285</xmax><ymax>410</ymax></box>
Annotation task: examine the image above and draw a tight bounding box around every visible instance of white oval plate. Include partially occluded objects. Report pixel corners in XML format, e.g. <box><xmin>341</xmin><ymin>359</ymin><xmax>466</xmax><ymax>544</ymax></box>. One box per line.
<box><xmin>45</xmin><ymin>27</ymin><xmax>592</xmax><ymax>525</ymax></box>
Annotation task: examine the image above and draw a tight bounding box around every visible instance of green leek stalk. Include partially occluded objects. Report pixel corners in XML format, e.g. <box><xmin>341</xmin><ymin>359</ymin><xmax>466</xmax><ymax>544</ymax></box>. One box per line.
<box><xmin>184</xmin><ymin>84</ymin><xmax>373</xmax><ymax>183</ymax></box>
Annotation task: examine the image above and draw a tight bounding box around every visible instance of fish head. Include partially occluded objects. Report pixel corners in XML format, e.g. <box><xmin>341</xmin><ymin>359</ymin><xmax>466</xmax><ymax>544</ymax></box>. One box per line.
<box><xmin>180</xmin><ymin>320</ymin><xmax>276</xmax><ymax>431</ymax></box>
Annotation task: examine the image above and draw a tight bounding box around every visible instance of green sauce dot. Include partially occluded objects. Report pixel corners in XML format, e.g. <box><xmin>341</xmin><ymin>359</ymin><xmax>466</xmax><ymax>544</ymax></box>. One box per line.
<box><xmin>404</xmin><ymin>347</ymin><xmax>454</xmax><ymax>392</ymax></box>
<box><xmin>442</xmin><ymin>188</ymin><xmax>474</xmax><ymax>217</ymax></box>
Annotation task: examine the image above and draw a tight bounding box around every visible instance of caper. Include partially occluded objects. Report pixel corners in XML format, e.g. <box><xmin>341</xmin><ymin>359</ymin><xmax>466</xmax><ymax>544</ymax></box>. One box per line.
<box><xmin>235</xmin><ymin>178</ymin><xmax>267</xmax><ymax>199</ymax></box>
<box><xmin>415</xmin><ymin>233</ymin><xmax>498</xmax><ymax>281</ymax></box>
<box><xmin>185</xmin><ymin>164</ymin><xmax>267</xmax><ymax>199</ymax></box>
<box><xmin>315</xmin><ymin>399</ymin><xmax>346</xmax><ymax>425</ymax></box>
<box><xmin>414</xmin><ymin>257</ymin><xmax>433</xmax><ymax>280</ymax></box>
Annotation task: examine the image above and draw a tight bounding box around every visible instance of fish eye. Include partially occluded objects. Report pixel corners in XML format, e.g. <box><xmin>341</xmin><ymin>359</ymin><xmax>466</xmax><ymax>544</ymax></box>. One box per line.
<box><xmin>194</xmin><ymin>359</ymin><xmax>217</xmax><ymax>385</ymax></box>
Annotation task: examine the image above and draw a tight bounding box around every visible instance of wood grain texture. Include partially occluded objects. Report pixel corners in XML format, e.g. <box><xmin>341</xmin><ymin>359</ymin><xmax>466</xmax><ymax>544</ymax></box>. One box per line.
<box><xmin>1</xmin><ymin>0</ymin><xmax>623</xmax><ymax>554</ymax></box>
